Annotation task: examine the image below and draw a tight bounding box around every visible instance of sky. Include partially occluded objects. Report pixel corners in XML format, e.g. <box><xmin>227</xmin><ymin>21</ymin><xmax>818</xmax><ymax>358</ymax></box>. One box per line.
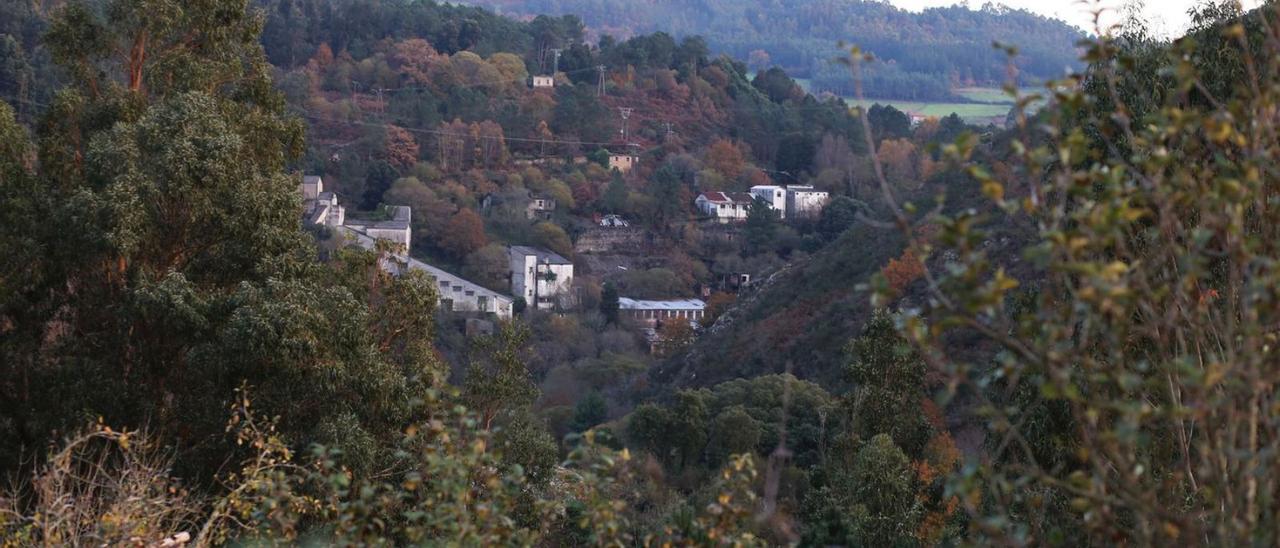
<box><xmin>889</xmin><ymin>1</ymin><xmax>1264</xmax><ymax>37</ymax></box>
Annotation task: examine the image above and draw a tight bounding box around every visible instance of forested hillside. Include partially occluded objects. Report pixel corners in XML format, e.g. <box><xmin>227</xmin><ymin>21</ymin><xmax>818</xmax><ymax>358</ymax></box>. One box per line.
<box><xmin>4</xmin><ymin>0</ymin><xmax>1280</xmax><ymax>545</ymax></box>
<box><xmin>457</xmin><ymin>0</ymin><xmax>1085</xmax><ymax>99</ymax></box>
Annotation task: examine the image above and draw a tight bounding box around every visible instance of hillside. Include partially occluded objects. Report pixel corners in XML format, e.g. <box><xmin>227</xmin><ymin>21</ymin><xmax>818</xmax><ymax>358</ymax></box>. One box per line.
<box><xmin>456</xmin><ymin>0</ymin><xmax>1085</xmax><ymax>100</ymax></box>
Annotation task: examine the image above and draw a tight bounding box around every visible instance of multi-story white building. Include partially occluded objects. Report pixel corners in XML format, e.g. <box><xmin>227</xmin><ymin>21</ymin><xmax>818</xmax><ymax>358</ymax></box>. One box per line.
<box><xmin>509</xmin><ymin>246</ymin><xmax>575</xmax><ymax>310</ymax></box>
<box><xmin>695</xmin><ymin>191</ymin><xmax>754</xmax><ymax>223</ymax></box>
<box><xmin>749</xmin><ymin>185</ymin><xmax>788</xmax><ymax>218</ymax></box>
<box><xmin>785</xmin><ymin>185</ymin><xmax>829</xmax><ymax>219</ymax></box>
<box><xmin>748</xmin><ymin>184</ymin><xmax>829</xmax><ymax>220</ymax></box>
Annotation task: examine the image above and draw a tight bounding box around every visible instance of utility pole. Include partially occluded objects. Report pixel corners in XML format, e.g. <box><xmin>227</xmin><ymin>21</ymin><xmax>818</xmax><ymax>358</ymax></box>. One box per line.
<box><xmin>662</xmin><ymin>121</ymin><xmax>675</xmax><ymax>141</ymax></box>
<box><xmin>597</xmin><ymin>65</ymin><xmax>607</xmax><ymax>97</ymax></box>
<box><xmin>618</xmin><ymin>107</ymin><xmax>633</xmax><ymax>143</ymax></box>
<box><xmin>551</xmin><ymin>48</ymin><xmax>563</xmax><ymax>74</ymax></box>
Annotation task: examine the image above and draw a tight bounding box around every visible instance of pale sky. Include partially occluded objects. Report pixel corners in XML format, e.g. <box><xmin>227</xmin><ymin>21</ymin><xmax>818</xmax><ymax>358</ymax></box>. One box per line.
<box><xmin>889</xmin><ymin>1</ymin><xmax>1265</xmax><ymax>37</ymax></box>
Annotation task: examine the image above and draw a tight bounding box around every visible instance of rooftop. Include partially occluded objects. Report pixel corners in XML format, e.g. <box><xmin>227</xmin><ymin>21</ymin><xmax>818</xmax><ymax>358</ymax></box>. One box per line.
<box><xmin>510</xmin><ymin>245</ymin><xmax>572</xmax><ymax>265</ymax></box>
<box><xmin>619</xmin><ymin>297</ymin><xmax>706</xmax><ymax>310</ymax></box>
<box><xmin>700</xmin><ymin>191</ymin><xmax>755</xmax><ymax>203</ymax></box>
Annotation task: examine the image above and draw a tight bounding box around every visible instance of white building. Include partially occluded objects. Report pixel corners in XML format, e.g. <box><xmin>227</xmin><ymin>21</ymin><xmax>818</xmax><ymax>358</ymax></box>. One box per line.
<box><xmin>785</xmin><ymin>185</ymin><xmax>829</xmax><ymax>219</ymax></box>
<box><xmin>695</xmin><ymin>191</ymin><xmax>754</xmax><ymax>223</ymax></box>
<box><xmin>619</xmin><ymin>298</ymin><xmax>706</xmax><ymax>328</ymax></box>
<box><xmin>531</xmin><ymin>75</ymin><xmax>555</xmax><ymax>88</ymax></box>
<box><xmin>750</xmin><ymin>185</ymin><xmax>788</xmax><ymax>219</ymax></box>
<box><xmin>400</xmin><ymin>256</ymin><xmax>514</xmax><ymax>317</ymax></box>
<box><xmin>509</xmin><ymin>245</ymin><xmax>575</xmax><ymax>310</ymax></box>
<box><xmin>302</xmin><ymin>175</ymin><xmax>512</xmax><ymax>318</ymax></box>
<box><xmin>301</xmin><ymin>175</ymin><xmax>345</xmax><ymax>227</ymax></box>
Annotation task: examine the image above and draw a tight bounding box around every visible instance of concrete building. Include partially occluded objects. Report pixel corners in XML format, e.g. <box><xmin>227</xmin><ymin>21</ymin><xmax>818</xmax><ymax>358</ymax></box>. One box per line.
<box><xmin>608</xmin><ymin>153</ymin><xmax>639</xmax><ymax>173</ymax></box>
<box><xmin>619</xmin><ymin>298</ymin><xmax>706</xmax><ymax>328</ymax></box>
<box><xmin>345</xmin><ymin>205</ymin><xmax>412</xmax><ymax>252</ymax></box>
<box><xmin>401</xmin><ymin>255</ymin><xmax>514</xmax><ymax>317</ymax></box>
<box><xmin>339</xmin><ymin>225</ymin><xmax>514</xmax><ymax>318</ymax></box>
<box><xmin>300</xmin><ymin>175</ymin><xmax>345</xmax><ymax>227</ymax></box>
<box><xmin>785</xmin><ymin>185</ymin><xmax>829</xmax><ymax>220</ymax></box>
<box><xmin>749</xmin><ymin>184</ymin><xmax>829</xmax><ymax>220</ymax></box>
<box><xmin>750</xmin><ymin>185</ymin><xmax>788</xmax><ymax>219</ymax></box>
<box><xmin>531</xmin><ymin>75</ymin><xmax>555</xmax><ymax>88</ymax></box>
<box><xmin>526</xmin><ymin>195</ymin><xmax>556</xmax><ymax>220</ymax></box>
<box><xmin>509</xmin><ymin>245</ymin><xmax>575</xmax><ymax>310</ymax></box>
<box><xmin>695</xmin><ymin>191</ymin><xmax>754</xmax><ymax>223</ymax></box>
<box><xmin>302</xmin><ymin>175</ymin><xmax>512</xmax><ymax>318</ymax></box>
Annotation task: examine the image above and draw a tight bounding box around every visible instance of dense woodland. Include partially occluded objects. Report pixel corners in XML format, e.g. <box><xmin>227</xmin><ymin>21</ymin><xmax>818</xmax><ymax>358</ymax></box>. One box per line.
<box><xmin>3</xmin><ymin>0</ymin><xmax>1280</xmax><ymax>545</ymax></box>
<box><xmin>455</xmin><ymin>0</ymin><xmax>1085</xmax><ymax>100</ymax></box>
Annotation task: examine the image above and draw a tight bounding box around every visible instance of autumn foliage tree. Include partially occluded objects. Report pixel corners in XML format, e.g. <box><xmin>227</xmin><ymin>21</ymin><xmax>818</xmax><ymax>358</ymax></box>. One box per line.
<box><xmin>441</xmin><ymin>208</ymin><xmax>488</xmax><ymax>258</ymax></box>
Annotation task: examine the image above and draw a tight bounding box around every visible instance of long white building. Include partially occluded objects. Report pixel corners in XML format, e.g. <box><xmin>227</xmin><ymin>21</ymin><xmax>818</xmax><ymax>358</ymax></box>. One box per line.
<box><xmin>618</xmin><ymin>298</ymin><xmax>706</xmax><ymax>328</ymax></box>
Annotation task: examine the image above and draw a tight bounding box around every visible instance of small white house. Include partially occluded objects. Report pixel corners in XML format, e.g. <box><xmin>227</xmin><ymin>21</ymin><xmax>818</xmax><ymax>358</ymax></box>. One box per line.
<box><xmin>695</xmin><ymin>191</ymin><xmax>754</xmax><ymax>223</ymax></box>
<box><xmin>509</xmin><ymin>245</ymin><xmax>575</xmax><ymax>310</ymax></box>
<box><xmin>750</xmin><ymin>185</ymin><xmax>788</xmax><ymax>219</ymax></box>
<box><xmin>531</xmin><ymin>75</ymin><xmax>555</xmax><ymax>88</ymax></box>
<box><xmin>608</xmin><ymin>153</ymin><xmax>639</xmax><ymax>173</ymax></box>
<box><xmin>785</xmin><ymin>185</ymin><xmax>829</xmax><ymax>220</ymax></box>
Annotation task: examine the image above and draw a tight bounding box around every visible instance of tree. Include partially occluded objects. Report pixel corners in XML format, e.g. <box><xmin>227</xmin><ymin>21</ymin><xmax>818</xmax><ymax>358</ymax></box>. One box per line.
<box><xmin>600</xmin><ymin>283</ymin><xmax>620</xmax><ymax>324</ymax></box>
<box><xmin>442</xmin><ymin>208</ymin><xmax>488</xmax><ymax>258</ymax></box>
<box><xmin>531</xmin><ymin>221</ymin><xmax>572</xmax><ymax>258</ymax></box>
<box><xmin>752</xmin><ymin>67</ymin><xmax>801</xmax><ymax>103</ymax></box>
<box><xmin>817</xmin><ymin>196</ymin><xmax>866</xmax><ymax>241</ymax></box>
<box><xmin>865</xmin><ymin>104</ymin><xmax>911</xmax><ymax>141</ymax></box>
<box><xmin>463</xmin><ymin>244</ymin><xmax>511</xmax><ymax>291</ymax></box>
<box><xmin>875</xmin><ymin>138</ymin><xmax>918</xmax><ymax>187</ymax></box>
<box><xmin>603</xmin><ymin>172</ymin><xmax>629</xmax><ymax>213</ymax></box>
<box><xmin>0</xmin><ymin>0</ymin><xmax>446</xmax><ymax>484</ymax></box>
<box><xmin>742</xmin><ymin>198</ymin><xmax>779</xmax><ymax>256</ymax></box>
<box><xmin>705</xmin><ymin>139</ymin><xmax>747</xmax><ymax>179</ymax></box>
<box><xmin>383</xmin><ymin>125</ymin><xmax>420</xmax><ymax>170</ymax></box>
<box><xmin>464</xmin><ymin>323</ymin><xmax>539</xmax><ymax>430</ymax></box>
<box><xmin>844</xmin><ymin>311</ymin><xmax>931</xmax><ymax>454</ymax></box>
<box><xmin>570</xmin><ymin>391</ymin><xmax>608</xmax><ymax>432</ymax></box>
<box><xmin>362</xmin><ymin>160</ymin><xmax>400</xmax><ymax>209</ymax></box>
<box><xmin>704</xmin><ymin>292</ymin><xmax>736</xmax><ymax>324</ymax></box>
<box><xmin>656</xmin><ymin>317</ymin><xmax>695</xmax><ymax>357</ymax></box>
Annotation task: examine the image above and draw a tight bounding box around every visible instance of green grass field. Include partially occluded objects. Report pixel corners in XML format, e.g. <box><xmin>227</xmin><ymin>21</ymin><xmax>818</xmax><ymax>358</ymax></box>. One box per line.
<box><xmin>846</xmin><ymin>98</ymin><xmax>1011</xmax><ymax>124</ymax></box>
<box><xmin>844</xmin><ymin>87</ymin><xmax>1048</xmax><ymax>124</ymax></box>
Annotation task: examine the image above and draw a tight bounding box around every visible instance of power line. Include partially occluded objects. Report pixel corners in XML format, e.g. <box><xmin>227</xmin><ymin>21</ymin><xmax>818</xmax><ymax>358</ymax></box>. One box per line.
<box><xmin>298</xmin><ymin>110</ymin><xmax>627</xmax><ymax>149</ymax></box>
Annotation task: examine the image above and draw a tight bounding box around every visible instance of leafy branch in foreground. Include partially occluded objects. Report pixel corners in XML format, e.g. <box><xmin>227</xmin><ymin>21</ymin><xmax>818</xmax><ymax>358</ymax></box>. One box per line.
<box><xmin>863</xmin><ymin>2</ymin><xmax>1280</xmax><ymax>544</ymax></box>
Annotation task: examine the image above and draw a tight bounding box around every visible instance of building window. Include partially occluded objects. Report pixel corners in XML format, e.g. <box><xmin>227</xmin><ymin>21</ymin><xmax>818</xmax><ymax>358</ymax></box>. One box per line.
<box><xmin>441</xmin><ymin>299</ymin><xmax>453</xmax><ymax>311</ymax></box>
<box><xmin>478</xmin><ymin>296</ymin><xmax>489</xmax><ymax>311</ymax></box>
<box><xmin>465</xmin><ymin>291</ymin><xmax>474</xmax><ymax>297</ymax></box>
